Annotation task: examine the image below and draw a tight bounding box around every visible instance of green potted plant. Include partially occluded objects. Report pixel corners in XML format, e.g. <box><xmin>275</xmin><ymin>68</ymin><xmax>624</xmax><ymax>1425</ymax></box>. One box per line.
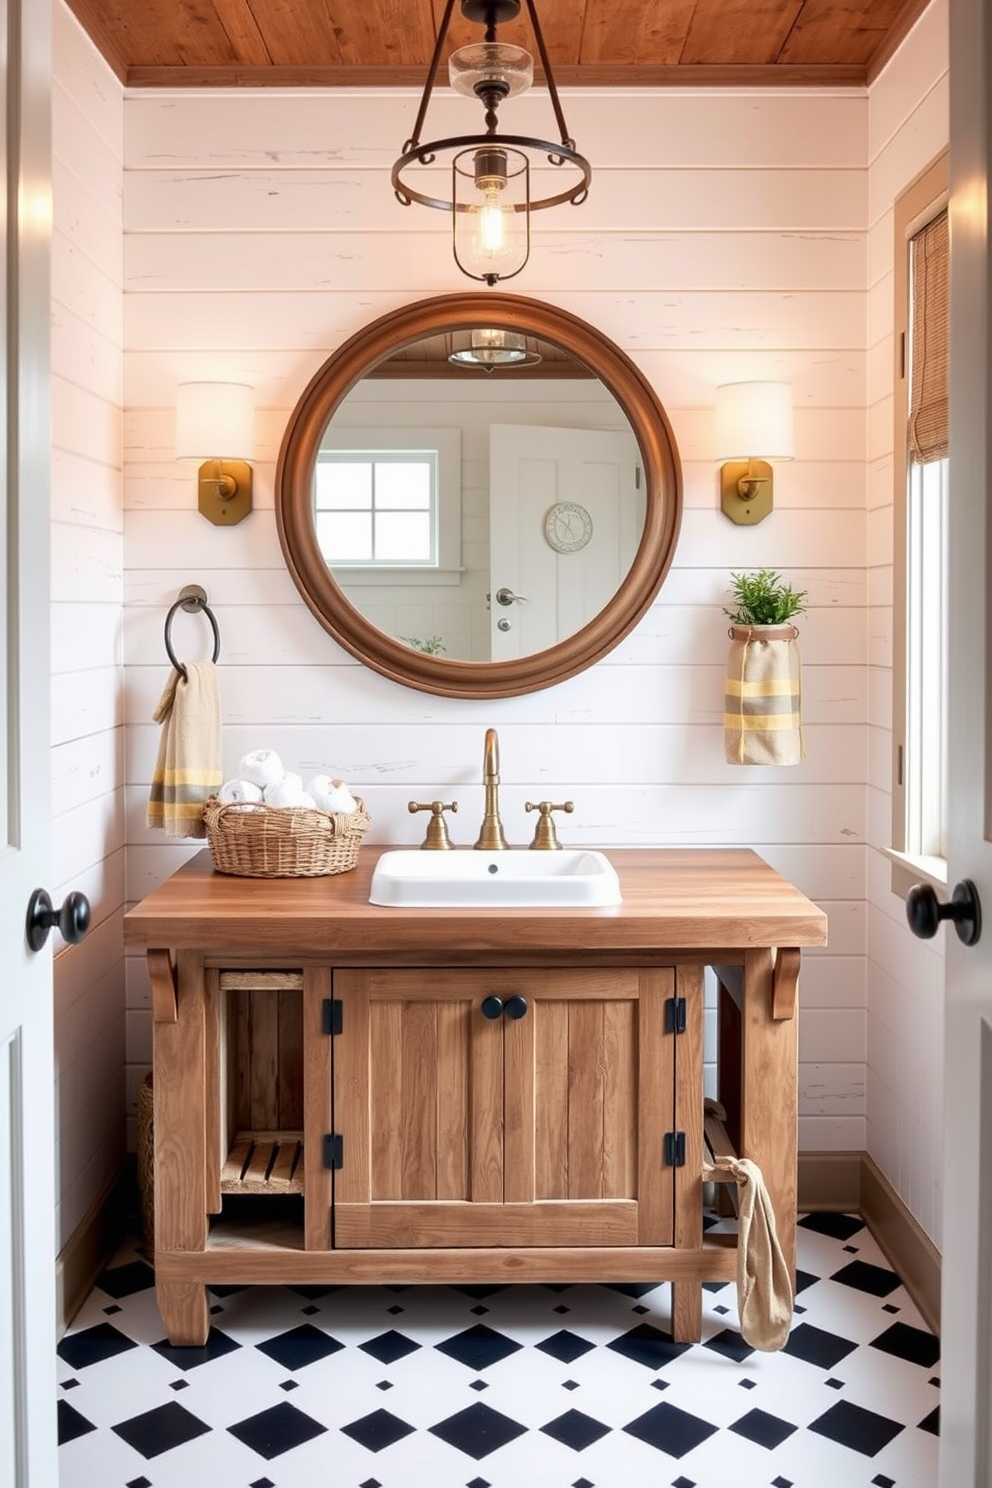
<box><xmin>723</xmin><ymin>569</ymin><xmax>807</xmax><ymax>766</ymax></box>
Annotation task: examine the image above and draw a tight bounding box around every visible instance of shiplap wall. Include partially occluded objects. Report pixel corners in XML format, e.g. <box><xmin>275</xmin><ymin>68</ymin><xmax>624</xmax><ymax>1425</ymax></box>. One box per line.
<box><xmin>119</xmin><ymin>81</ymin><xmax>870</xmax><ymax>1159</ymax></box>
<box><xmin>51</xmin><ymin>4</ymin><xmax>125</xmax><ymax>1250</ymax></box>
<box><xmin>866</xmin><ymin>0</ymin><xmax>949</xmax><ymax>1246</ymax></box>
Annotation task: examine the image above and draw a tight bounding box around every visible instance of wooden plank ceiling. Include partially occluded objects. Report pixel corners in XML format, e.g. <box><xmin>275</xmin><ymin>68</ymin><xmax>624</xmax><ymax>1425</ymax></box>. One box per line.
<box><xmin>65</xmin><ymin>0</ymin><xmax>931</xmax><ymax>88</ymax></box>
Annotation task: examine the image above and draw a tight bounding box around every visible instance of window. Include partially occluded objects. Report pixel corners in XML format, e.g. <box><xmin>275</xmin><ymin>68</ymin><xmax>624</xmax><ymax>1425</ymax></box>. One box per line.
<box><xmin>314</xmin><ymin>427</ymin><xmax>462</xmax><ymax>583</ymax></box>
<box><xmin>890</xmin><ymin>153</ymin><xmax>949</xmax><ymax>895</ymax></box>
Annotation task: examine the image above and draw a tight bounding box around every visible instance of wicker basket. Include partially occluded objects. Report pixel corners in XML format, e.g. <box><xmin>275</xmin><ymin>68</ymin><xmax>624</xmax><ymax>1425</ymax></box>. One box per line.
<box><xmin>203</xmin><ymin>795</ymin><xmax>371</xmax><ymax>878</ymax></box>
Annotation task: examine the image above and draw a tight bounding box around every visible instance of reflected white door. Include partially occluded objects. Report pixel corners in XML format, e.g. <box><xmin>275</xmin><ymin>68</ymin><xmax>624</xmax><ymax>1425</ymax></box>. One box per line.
<box><xmin>939</xmin><ymin>0</ymin><xmax>992</xmax><ymax>1481</ymax></box>
<box><xmin>0</xmin><ymin>1</ymin><xmax>58</xmax><ymax>1482</ymax></box>
<box><xmin>488</xmin><ymin>423</ymin><xmax>642</xmax><ymax>659</ymax></box>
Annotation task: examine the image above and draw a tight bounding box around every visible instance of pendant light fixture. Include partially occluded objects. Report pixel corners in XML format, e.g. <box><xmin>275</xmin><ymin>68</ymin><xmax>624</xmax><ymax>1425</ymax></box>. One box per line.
<box><xmin>392</xmin><ymin>0</ymin><xmax>591</xmax><ymax>286</ymax></box>
<box><xmin>448</xmin><ymin>328</ymin><xmax>543</xmax><ymax>369</ymax></box>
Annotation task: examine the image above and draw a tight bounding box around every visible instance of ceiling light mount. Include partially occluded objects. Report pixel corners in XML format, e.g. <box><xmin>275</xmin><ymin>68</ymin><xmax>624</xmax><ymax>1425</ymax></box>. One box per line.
<box><xmin>392</xmin><ymin>0</ymin><xmax>591</xmax><ymax>286</ymax></box>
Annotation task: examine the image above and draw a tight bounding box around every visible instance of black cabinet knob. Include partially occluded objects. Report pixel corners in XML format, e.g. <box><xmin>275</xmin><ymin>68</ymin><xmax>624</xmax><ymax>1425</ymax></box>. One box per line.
<box><xmin>906</xmin><ymin>879</ymin><xmax>981</xmax><ymax>946</ymax></box>
<box><xmin>480</xmin><ymin>995</ymin><xmax>504</xmax><ymax>1020</ymax></box>
<box><xmin>503</xmin><ymin>995</ymin><xmax>528</xmax><ymax>1020</ymax></box>
<box><xmin>25</xmin><ymin>888</ymin><xmax>91</xmax><ymax>952</ymax></box>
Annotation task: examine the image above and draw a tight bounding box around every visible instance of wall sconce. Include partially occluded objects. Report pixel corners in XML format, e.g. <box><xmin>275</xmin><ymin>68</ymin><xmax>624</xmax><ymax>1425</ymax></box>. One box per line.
<box><xmin>715</xmin><ymin>381</ymin><xmax>794</xmax><ymax>525</ymax></box>
<box><xmin>176</xmin><ymin>381</ymin><xmax>255</xmax><ymax>526</ymax></box>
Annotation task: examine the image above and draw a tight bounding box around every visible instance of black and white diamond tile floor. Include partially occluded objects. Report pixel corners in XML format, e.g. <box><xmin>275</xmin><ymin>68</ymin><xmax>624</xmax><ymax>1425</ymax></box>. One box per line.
<box><xmin>58</xmin><ymin>1214</ymin><xmax>939</xmax><ymax>1488</ymax></box>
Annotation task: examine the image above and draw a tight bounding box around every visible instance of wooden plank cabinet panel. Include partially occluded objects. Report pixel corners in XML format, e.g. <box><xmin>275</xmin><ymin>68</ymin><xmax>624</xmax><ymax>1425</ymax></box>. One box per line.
<box><xmin>335</xmin><ymin>1201</ymin><xmax>639</xmax><ymax>1250</ymax></box>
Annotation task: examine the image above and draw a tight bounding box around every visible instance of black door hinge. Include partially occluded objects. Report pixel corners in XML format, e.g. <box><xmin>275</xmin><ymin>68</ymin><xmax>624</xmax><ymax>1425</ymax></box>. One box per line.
<box><xmin>323</xmin><ymin>1133</ymin><xmax>343</xmax><ymax>1170</ymax></box>
<box><xmin>322</xmin><ymin>998</ymin><xmax>343</xmax><ymax>1035</ymax></box>
<box><xmin>663</xmin><ymin>1131</ymin><xmax>686</xmax><ymax>1168</ymax></box>
<box><xmin>665</xmin><ymin>996</ymin><xmax>686</xmax><ymax>1035</ymax></box>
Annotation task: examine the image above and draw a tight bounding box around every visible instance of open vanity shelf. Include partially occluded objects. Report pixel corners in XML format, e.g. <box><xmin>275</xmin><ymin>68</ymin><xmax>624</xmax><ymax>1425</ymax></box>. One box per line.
<box><xmin>125</xmin><ymin>847</ymin><xmax>826</xmax><ymax>1346</ymax></box>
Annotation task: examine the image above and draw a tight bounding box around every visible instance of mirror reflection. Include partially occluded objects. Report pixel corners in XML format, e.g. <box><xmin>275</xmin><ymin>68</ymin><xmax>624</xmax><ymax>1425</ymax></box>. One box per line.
<box><xmin>315</xmin><ymin>331</ymin><xmax>646</xmax><ymax>663</ymax></box>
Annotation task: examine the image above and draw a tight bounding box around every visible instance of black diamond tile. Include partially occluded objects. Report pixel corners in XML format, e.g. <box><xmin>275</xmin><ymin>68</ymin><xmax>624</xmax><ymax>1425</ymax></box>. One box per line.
<box><xmin>96</xmin><ymin>1259</ymin><xmax>156</xmax><ymax>1299</ymax></box>
<box><xmin>228</xmin><ymin>1402</ymin><xmax>327</xmax><ymax>1460</ymax></box>
<box><xmin>783</xmin><ymin>1322</ymin><xmax>858</xmax><ymax>1370</ymax></box>
<box><xmin>919</xmin><ymin>1406</ymin><xmax>940</xmax><ymax>1436</ymax></box>
<box><xmin>809</xmin><ymin>1401</ymin><xmax>904</xmax><ymax>1457</ymax></box>
<box><xmin>387</xmin><ymin>1305</ymin><xmax>405</xmax><ymax>1315</ymax></box>
<box><xmin>541</xmin><ymin>1409</ymin><xmax>611</xmax><ymax>1450</ymax></box>
<box><xmin>543</xmin><ymin>1283</ymin><xmax>572</xmax><ymax>1293</ymax></box>
<box><xmin>872</xmin><ymin>1477</ymin><xmax>896</xmax><ymax>1487</ymax></box>
<box><xmin>713</xmin><ymin>1304</ymin><xmax>730</xmax><ymax>1315</ymax></box>
<box><xmin>209</xmin><ymin>1304</ymin><xmax>224</xmax><ymax>1315</ymax></box>
<box><xmin>573</xmin><ymin>1480</ymin><xmax>595</xmax><ymax>1488</ymax></box>
<box><xmin>772</xmin><ymin>1479</ymin><xmax>795</xmax><ymax>1488</ymax></box>
<box><xmin>60</xmin><ymin>1378</ymin><xmax>80</xmax><ymax>1391</ymax></box>
<box><xmin>250</xmin><ymin>1480</ymin><xmax>275</xmax><ymax>1488</ymax></box>
<box><xmin>826</xmin><ymin>1377</ymin><xmax>845</xmax><ymax>1390</ymax></box>
<box><xmin>359</xmin><ymin>1481</ymin><xmax>382</xmax><ymax>1488</ymax></box>
<box><xmin>729</xmin><ymin>1407</ymin><xmax>798</xmax><ymax>1449</ymax></box>
<box><xmin>360</xmin><ymin>1329</ymin><xmax>421</xmax><ymax>1364</ymax></box>
<box><xmin>436</xmin><ymin>1324</ymin><xmax>523</xmax><ymax>1371</ymax></box>
<box><xmin>288</xmin><ymin>1284</ymin><xmax>343</xmax><ymax>1300</ymax></box>
<box><xmin>673</xmin><ymin>1479</ymin><xmax>696</xmax><ymax>1488</ymax></box>
<box><xmin>607</xmin><ymin>1323</ymin><xmax>692</xmax><ymax>1369</ymax></box>
<box><xmin>623</xmin><ymin>1401</ymin><xmax>718</xmax><ymax>1458</ymax></box>
<box><xmin>794</xmin><ymin>1304</ymin><xmax>807</xmax><ymax>1315</ymax></box>
<box><xmin>650</xmin><ymin>1379</ymin><xmax>670</xmax><ymax>1392</ymax></box>
<box><xmin>704</xmin><ymin>1328</ymin><xmax>754</xmax><ymax>1363</ymax></box>
<box><xmin>929</xmin><ymin>1376</ymin><xmax>941</xmax><ymax>1387</ymax></box>
<box><xmin>58</xmin><ymin>1322</ymin><xmax>137</xmax><ymax>1370</ymax></box>
<box><xmin>57</xmin><ymin>1399</ymin><xmax>96</xmax><ymax>1444</ymax></box>
<box><xmin>152</xmin><ymin>1327</ymin><xmax>241</xmax><ymax>1372</ymax></box>
<box><xmin>553</xmin><ymin>1304</ymin><xmax>571</xmax><ymax>1314</ymax></box>
<box><xmin>738</xmin><ymin>1378</ymin><xmax>757</xmax><ymax>1390</ymax></box>
<box><xmin>883</xmin><ymin>1303</ymin><xmax>900</xmax><ymax>1313</ymax></box>
<box><xmin>794</xmin><ymin>1268</ymin><xmax>820</xmax><ymax>1294</ymax></box>
<box><xmin>703</xmin><ymin>1280</ymin><xmax>728</xmax><ymax>1293</ymax></box>
<box><xmin>870</xmin><ymin>1320</ymin><xmax>941</xmax><ymax>1368</ymax></box>
<box><xmin>455</xmin><ymin>1284</ymin><xmax>508</xmax><ymax>1300</ymax></box>
<box><xmin>300</xmin><ymin>1304</ymin><xmax>320</xmax><ymax>1316</ymax></box>
<box><xmin>113</xmin><ymin>1402</ymin><xmax>212</xmax><ymax>1459</ymax></box>
<box><xmin>605</xmin><ymin>1281</ymin><xmax>657</xmax><ymax>1299</ymax></box>
<box><xmin>341</xmin><ymin>1408</ymin><xmax>416</xmax><ymax>1452</ymax></box>
<box><xmin>169</xmin><ymin>1378</ymin><xmax>189</xmax><ymax>1392</ymax></box>
<box><xmin>830</xmin><ymin>1260</ymin><xmax>900</xmax><ymax>1297</ymax></box>
<box><xmin>126</xmin><ymin>1479</ymin><xmax>153</xmax><ymax>1488</ymax></box>
<box><xmin>469</xmin><ymin>1380</ymin><xmax>488</xmax><ymax>1392</ymax></box>
<box><xmin>536</xmin><ymin>1329</ymin><xmax>595</xmax><ymax>1364</ymax></box>
<box><xmin>255</xmin><ymin>1323</ymin><xmax>343</xmax><ymax>1371</ymax></box>
<box><xmin>280</xmin><ymin>1379</ymin><xmax>299</xmax><ymax>1392</ymax></box>
<box><xmin>103</xmin><ymin>1303</ymin><xmax>122</xmax><ymax>1315</ymax></box>
<box><xmin>375</xmin><ymin>1380</ymin><xmax>392</xmax><ymax>1391</ymax></box>
<box><xmin>470</xmin><ymin>1305</ymin><xmax>489</xmax><ymax>1315</ymax></box>
<box><xmin>798</xmin><ymin>1212</ymin><xmax>865</xmax><ymax>1241</ymax></box>
<box><xmin>843</xmin><ymin>1244</ymin><xmax>860</xmax><ymax>1253</ymax></box>
<box><xmin>429</xmin><ymin>1402</ymin><xmax>527</xmax><ymax>1459</ymax></box>
<box><xmin>467</xmin><ymin>1480</ymin><xmax>491</xmax><ymax>1488</ymax></box>
<box><xmin>632</xmin><ymin>1304</ymin><xmax>650</xmax><ymax>1315</ymax></box>
<box><xmin>563</xmin><ymin>1379</ymin><xmax>580</xmax><ymax>1391</ymax></box>
<box><xmin>207</xmin><ymin>1284</ymin><xmax>246</xmax><ymax>1298</ymax></box>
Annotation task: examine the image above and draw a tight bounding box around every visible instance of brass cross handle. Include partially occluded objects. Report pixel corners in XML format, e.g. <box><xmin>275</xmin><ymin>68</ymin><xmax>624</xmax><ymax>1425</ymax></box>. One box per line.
<box><xmin>408</xmin><ymin>799</ymin><xmax>459</xmax><ymax>850</ymax></box>
<box><xmin>524</xmin><ymin>800</ymin><xmax>574</xmax><ymax>850</ymax></box>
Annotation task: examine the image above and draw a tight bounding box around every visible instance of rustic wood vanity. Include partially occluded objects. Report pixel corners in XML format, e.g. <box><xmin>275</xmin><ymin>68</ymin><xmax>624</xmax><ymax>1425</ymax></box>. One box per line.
<box><xmin>123</xmin><ymin>846</ymin><xmax>826</xmax><ymax>1347</ymax></box>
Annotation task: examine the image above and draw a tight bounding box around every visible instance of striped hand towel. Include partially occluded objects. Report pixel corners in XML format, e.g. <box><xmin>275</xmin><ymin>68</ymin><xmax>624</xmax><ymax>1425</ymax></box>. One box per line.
<box><xmin>147</xmin><ymin>660</ymin><xmax>222</xmax><ymax>837</ymax></box>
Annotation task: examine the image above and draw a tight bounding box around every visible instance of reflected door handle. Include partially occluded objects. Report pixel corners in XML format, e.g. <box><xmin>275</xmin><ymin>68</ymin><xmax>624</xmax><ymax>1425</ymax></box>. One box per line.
<box><xmin>905</xmin><ymin>879</ymin><xmax>981</xmax><ymax>946</ymax></box>
<box><xmin>495</xmin><ymin>587</ymin><xmax>528</xmax><ymax>606</ymax></box>
<box><xmin>26</xmin><ymin>888</ymin><xmax>91</xmax><ymax>952</ymax></box>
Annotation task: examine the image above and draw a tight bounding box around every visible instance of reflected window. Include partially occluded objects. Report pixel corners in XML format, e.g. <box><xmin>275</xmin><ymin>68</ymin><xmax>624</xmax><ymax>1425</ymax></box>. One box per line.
<box><xmin>316</xmin><ymin>450</ymin><xmax>437</xmax><ymax>565</ymax></box>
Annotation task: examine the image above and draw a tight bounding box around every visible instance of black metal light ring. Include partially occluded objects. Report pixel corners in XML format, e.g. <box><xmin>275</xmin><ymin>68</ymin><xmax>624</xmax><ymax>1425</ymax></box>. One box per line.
<box><xmin>164</xmin><ymin>596</ymin><xmax>220</xmax><ymax>680</ymax></box>
<box><xmin>391</xmin><ymin>133</ymin><xmax>592</xmax><ymax>215</ymax></box>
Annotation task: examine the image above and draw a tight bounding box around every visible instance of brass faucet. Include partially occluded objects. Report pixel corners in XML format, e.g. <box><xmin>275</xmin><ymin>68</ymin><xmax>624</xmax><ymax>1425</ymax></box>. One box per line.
<box><xmin>474</xmin><ymin>727</ymin><xmax>509</xmax><ymax>850</ymax></box>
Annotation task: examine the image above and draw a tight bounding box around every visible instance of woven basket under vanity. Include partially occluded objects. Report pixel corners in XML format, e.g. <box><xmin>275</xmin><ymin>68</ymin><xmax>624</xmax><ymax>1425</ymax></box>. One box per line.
<box><xmin>202</xmin><ymin>796</ymin><xmax>371</xmax><ymax>877</ymax></box>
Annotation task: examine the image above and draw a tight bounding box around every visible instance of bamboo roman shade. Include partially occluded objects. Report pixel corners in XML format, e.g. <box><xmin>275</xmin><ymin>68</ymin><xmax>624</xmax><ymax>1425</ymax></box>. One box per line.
<box><xmin>908</xmin><ymin>209</ymin><xmax>949</xmax><ymax>465</ymax></box>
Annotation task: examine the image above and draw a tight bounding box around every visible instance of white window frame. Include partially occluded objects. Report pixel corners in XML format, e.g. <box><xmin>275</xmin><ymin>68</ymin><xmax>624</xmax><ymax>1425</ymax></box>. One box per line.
<box><xmin>887</xmin><ymin>152</ymin><xmax>950</xmax><ymax>899</ymax></box>
<box><xmin>316</xmin><ymin>426</ymin><xmax>462</xmax><ymax>586</ymax></box>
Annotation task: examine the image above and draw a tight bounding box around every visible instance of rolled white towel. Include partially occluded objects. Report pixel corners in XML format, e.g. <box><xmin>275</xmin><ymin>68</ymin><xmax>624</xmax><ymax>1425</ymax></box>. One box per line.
<box><xmin>240</xmin><ymin>749</ymin><xmax>284</xmax><ymax>790</ymax></box>
<box><xmin>308</xmin><ymin>776</ymin><xmax>358</xmax><ymax>814</ymax></box>
<box><xmin>218</xmin><ymin>778</ymin><xmax>264</xmax><ymax>805</ymax></box>
<box><xmin>264</xmin><ymin>779</ymin><xmax>313</xmax><ymax>809</ymax></box>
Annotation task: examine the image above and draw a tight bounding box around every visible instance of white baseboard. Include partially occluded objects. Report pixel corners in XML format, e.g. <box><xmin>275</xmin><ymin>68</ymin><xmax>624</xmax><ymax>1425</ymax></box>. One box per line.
<box><xmin>55</xmin><ymin>1163</ymin><xmax>129</xmax><ymax>1338</ymax></box>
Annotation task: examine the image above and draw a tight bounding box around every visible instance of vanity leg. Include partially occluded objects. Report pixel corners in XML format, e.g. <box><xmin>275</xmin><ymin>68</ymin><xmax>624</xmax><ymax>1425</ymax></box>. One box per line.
<box><xmin>671</xmin><ymin>1280</ymin><xmax>702</xmax><ymax>1342</ymax></box>
<box><xmin>740</xmin><ymin>947</ymin><xmax>798</xmax><ymax>1282</ymax></box>
<box><xmin>156</xmin><ymin>1280</ymin><xmax>209</xmax><ymax>1346</ymax></box>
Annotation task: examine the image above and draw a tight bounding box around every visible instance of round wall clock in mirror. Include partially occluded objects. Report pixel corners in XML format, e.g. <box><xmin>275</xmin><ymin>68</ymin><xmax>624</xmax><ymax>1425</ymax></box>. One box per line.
<box><xmin>275</xmin><ymin>293</ymin><xmax>683</xmax><ymax>699</ymax></box>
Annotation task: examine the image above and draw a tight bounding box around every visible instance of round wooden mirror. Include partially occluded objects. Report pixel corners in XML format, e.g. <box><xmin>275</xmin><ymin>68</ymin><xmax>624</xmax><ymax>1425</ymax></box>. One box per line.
<box><xmin>275</xmin><ymin>293</ymin><xmax>683</xmax><ymax>698</ymax></box>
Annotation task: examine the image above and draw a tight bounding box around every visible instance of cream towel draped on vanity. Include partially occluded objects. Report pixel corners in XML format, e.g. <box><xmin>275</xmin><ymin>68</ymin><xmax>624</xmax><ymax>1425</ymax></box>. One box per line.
<box><xmin>147</xmin><ymin>660</ymin><xmax>222</xmax><ymax>837</ymax></box>
<box><xmin>702</xmin><ymin>1153</ymin><xmax>794</xmax><ymax>1351</ymax></box>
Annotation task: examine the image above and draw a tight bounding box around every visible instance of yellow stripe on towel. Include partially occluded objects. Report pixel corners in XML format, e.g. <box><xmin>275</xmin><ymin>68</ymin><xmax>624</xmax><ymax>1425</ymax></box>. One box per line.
<box><xmin>724</xmin><ymin>712</ymin><xmax>801</xmax><ymax>731</ymax></box>
<box><xmin>725</xmin><ymin>676</ymin><xmax>798</xmax><ymax>698</ymax></box>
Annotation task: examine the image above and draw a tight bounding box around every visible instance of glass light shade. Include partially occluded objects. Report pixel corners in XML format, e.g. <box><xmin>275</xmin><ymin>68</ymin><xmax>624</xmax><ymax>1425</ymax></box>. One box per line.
<box><xmin>449</xmin><ymin>329</ymin><xmax>541</xmax><ymax>367</ymax></box>
<box><xmin>452</xmin><ymin>146</ymin><xmax>529</xmax><ymax>285</ymax></box>
<box><xmin>715</xmin><ymin>381</ymin><xmax>794</xmax><ymax>462</ymax></box>
<box><xmin>175</xmin><ymin>381</ymin><xmax>255</xmax><ymax>461</ymax></box>
<box><xmin>448</xmin><ymin>42</ymin><xmax>534</xmax><ymax>99</ymax></box>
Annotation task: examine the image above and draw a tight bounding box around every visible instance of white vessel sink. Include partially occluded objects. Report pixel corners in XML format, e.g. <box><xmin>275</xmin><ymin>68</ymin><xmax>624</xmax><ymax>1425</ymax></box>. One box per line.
<box><xmin>369</xmin><ymin>849</ymin><xmax>623</xmax><ymax>908</ymax></box>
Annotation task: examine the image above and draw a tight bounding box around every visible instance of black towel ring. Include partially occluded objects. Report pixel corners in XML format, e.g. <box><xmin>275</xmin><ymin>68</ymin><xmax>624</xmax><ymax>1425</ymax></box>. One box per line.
<box><xmin>164</xmin><ymin>585</ymin><xmax>220</xmax><ymax>681</ymax></box>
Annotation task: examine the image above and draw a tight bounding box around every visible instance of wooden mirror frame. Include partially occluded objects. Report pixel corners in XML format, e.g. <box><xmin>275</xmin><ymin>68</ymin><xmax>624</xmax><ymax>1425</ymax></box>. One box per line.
<box><xmin>275</xmin><ymin>293</ymin><xmax>683</xmax><ymax>699</ymax></box>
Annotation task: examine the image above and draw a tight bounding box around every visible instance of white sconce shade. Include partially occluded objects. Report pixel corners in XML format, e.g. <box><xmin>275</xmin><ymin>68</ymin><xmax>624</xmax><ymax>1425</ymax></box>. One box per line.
<box><xmin>715</xmin><ymin>381</ymin><xmax>794</xmax><ymax>462</ymax></box>
<box><xmin>175</xmin><ymin>381</ymin><xmax>255</xmax><ymax>461</ymax></box>
<box><xmin>715</xmin><ymin>381</ymin><xmax>794</xmax><ymax>525</ymax></box>
<box><xmin>176</xmin><ymin>381</ymin><xmax>255</xmax><ymax>526</ymax></box>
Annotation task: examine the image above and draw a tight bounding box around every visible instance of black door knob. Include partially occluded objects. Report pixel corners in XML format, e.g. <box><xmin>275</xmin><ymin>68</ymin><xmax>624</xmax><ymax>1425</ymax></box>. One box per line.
<box><xmin>503</xmin><ymin>995</ymin><xmax>528</xmax><ymax>1020</ymax></box>
<box><xmin>905</xmin><ymin>879</ymin><xmax>981</xmax><ymax>946</ymax></box>
<box><xmin>25</xmin><ymin>888</ymin><xmax>91</xmax><ymax>952</ymax></box>
<box><xmin>480</xmin><ymin>995</ymin><xmax>504</xmax><ymax>1020</ymax></box>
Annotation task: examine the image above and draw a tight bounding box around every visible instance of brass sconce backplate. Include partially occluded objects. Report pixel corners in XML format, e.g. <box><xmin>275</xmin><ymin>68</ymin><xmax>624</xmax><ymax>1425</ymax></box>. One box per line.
<box><xmin>197</xmin><ymin>459</ymin><xmax>253</xmax><ymax>525</ymax></box>
<box><xmin>720</xmin><ymin>458</ymin><xmax>773</xmax><ymax>525</ymax></box>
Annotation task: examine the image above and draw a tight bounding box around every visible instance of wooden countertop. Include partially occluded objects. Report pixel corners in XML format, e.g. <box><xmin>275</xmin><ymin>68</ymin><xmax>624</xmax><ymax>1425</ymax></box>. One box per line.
<box><xmin>123</xmin><ymin>847</ymin><xmax>827</xmax><ymax>957</ymax></box>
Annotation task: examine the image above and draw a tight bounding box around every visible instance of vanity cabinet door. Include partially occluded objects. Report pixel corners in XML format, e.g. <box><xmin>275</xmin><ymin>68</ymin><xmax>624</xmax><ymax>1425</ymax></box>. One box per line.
<box><xmin>332</xmin><ymin>966</ymin><xmax>676</xmax><ymax>1249</ymax></box>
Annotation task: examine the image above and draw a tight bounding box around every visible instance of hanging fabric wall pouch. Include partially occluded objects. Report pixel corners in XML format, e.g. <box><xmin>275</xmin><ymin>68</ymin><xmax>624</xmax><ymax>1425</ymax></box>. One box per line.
<box><xmin>723</xmin><ymin>568</ymin><xmax>806</xmax><ymax>766</ymax></box>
